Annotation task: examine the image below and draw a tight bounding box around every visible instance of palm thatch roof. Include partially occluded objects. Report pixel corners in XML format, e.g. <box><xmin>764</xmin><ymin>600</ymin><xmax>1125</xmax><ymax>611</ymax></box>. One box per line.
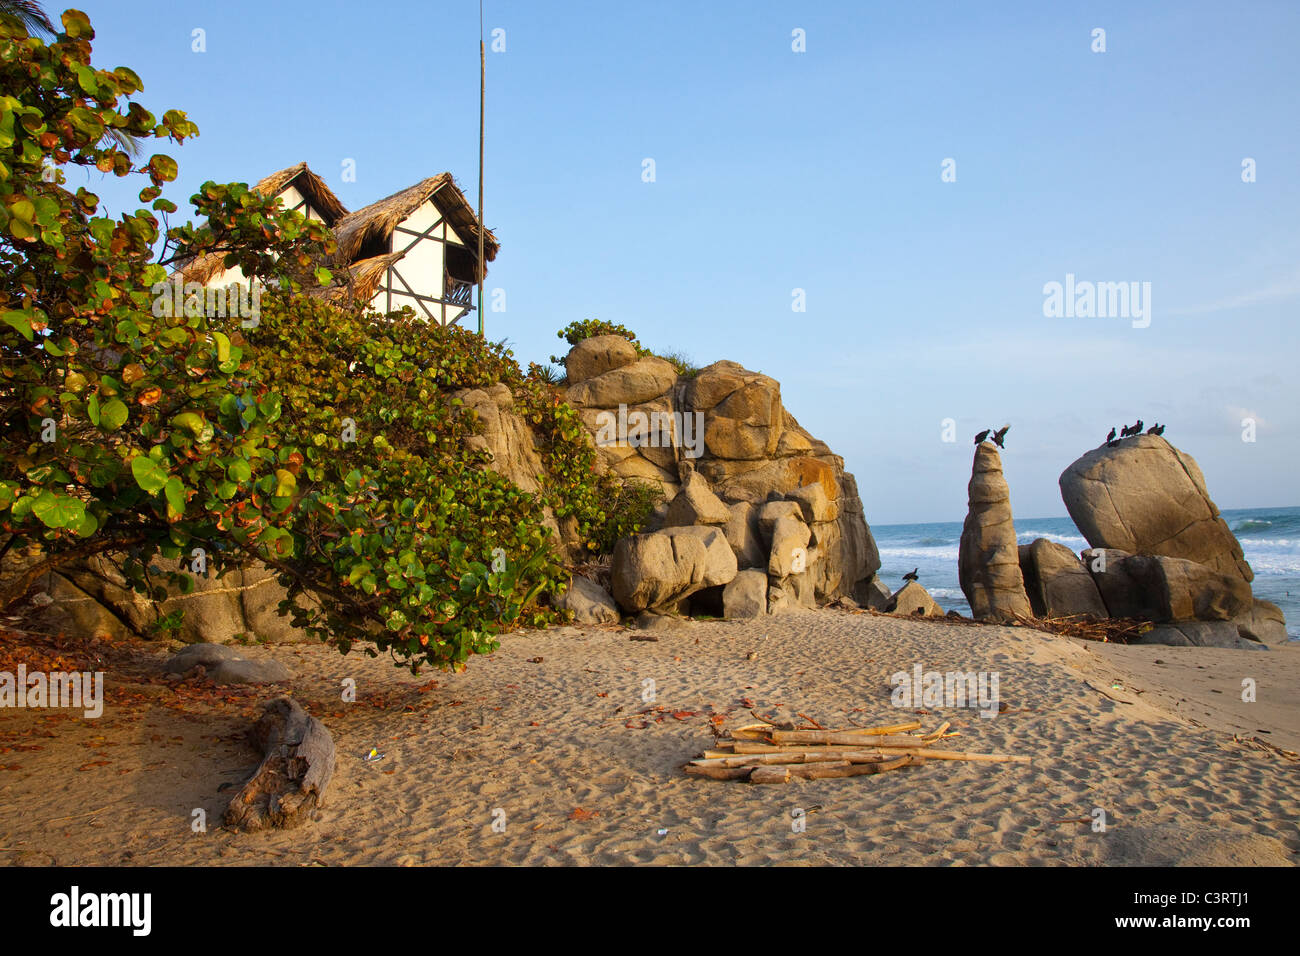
<box><xmin>174</xmin><ymin>164</ymin><xmax>498</xmax><ymax>298</ymax></box>
<box><xmin>332</xmin><ymin>173</ymin><xmax>499</xmax><ymax>281</ymax></box>
<box><xmin>174</xmin><ymin>162</ymin><xmax>350</xmax><ymax>285</ymax></box>
<box><xmin>254</xmin><ymin>161</ymin><xmax>349</xmax><ymax>225</ymax></box>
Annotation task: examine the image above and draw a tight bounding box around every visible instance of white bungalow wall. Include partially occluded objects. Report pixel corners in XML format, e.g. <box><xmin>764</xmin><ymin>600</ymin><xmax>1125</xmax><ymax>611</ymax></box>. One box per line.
<box><xmin>368</xmin><ymin>199</ymin><xmax>472</xmax><ymax>326</ymax></box>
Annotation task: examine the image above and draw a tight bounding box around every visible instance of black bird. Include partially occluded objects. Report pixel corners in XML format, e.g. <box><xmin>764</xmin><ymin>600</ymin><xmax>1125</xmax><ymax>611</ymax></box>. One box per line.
<box><xmin>902</xmin><ymin>568</ymin><xmax>919</xmax><ymax>582</ymax></box>
<box><xmin>1134</xmin><ymin>419</ymin><xmax>1144</xmax><ymax>434</ymax></box>
<box><xmin>1106</xmin><ymin>427</ymin><xmax>1116</xmax><ymax>443</ymax></box>
<box><xmin>991</xmin><ymin>424</ymin><xmax>1010</xmax><ymax>448</ymax></box>
<box><xmin>1146</xmin><ymin>423</ymin><xmax>1159</xmax><ymax>435</ymax></box>
<box><xmin>1153</xmin><ymin>424</ymin><xmax>1165</xmax><ymax>436</ymax></box>
<box><xmin>974</xmin><ymin>429</ymin><xmax>990</xmax><ymax>445</ymax></box>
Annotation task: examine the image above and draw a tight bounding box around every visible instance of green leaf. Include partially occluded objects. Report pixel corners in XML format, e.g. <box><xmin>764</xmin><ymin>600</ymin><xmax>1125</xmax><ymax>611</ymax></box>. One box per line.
<box><xmin>32</xmin><ymin>491</ymin><xmax>86</xmax><ymax>530</ymax></box>
<box><xmin>163</xmin><ymin>477</ymin><xmax>185</xmax><ymax>518</ymax></box>
<box><xmin>1</xmin><ymin>310</ymin><xmax>34</xmax><ymax>341</ymax></box>
<box><xmin>131</xmin><ymin>455</ymin><xmax>169</xmax><ymax>494</ymax></box>
<box><xmin>100</xmin><ymin>398</ymin><xmax>128</xmax><ymax>431</ymax></box>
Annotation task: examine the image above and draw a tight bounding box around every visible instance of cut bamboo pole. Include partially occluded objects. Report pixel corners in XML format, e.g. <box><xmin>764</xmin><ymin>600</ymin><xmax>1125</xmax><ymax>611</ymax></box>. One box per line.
<box><xmin>769</xmin><ymin>723</ymin><xmax>925</xmax><ymax>749</ymax></box>
<box><xmin>684</xmin><ymin>764</ymin><xmax>753</xmax><ymax>781</ymax></box>
<box><xmin>691</xmin><ymin>747</ymin><xmax>1028</xmax><ymax>768</ymax></box>
<box><xmin>769</xmin><ymin>731</ymin><xmax>936</xmax><ymax>747</ymax></box>
<box><xmin>749</xmin><ymin>755</ymin><xmax>917</xmax><ymax>783</ymax></box>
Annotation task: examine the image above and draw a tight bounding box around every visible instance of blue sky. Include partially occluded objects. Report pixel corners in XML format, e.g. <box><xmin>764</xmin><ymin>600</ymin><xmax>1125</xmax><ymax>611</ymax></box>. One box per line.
<box><xmin>71</xmin><ymin>0</ymin><xmax>1299</xmax><ymax>523</ymax></box>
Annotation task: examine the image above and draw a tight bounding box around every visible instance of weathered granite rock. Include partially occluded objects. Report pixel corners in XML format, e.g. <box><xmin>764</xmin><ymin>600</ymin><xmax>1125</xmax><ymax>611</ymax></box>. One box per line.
<box><xmin>723</xmin><ymin>569</ymin><xmax>769</xmax><ymax>619</ymax></box>
<box><xmin>722</xmin><ymin>501</ymin><xmax>766</xmax><ymax>569</ymax></box>
<box><xmin>164</xmin><ymin>643</ymin><xmax>244</xmax><ymax>673</ymax></box>
<box><xmin>767</xmin><ymin>583</ymin><xmax>794</xmax><ymax>615</ymax></box>
<box><xmin>50</xmin><ymin>556</ymin><xmax>311</xmax><ymax>645</ymax></box>
<box><xmin>1137</xmin><ymin>621</ymin><xmax>1268</xmax><ymax>650</ymax></box>
<box><xmin>1018</xmin><ymin>538</ymin><xmax>1108</xmax><ymax>619</ymax></box>
<box><xmin>610</xmin><ymin>525</ymin><xmax>737</xmax><ymax>613</ymax></box>
<box><xmin>958</xmin><ymin>444</ymin><xmax>1032</xmax><ymax>622</ymax></box>
<box><xmin>164</xmin><ymin>644</ymin><xmax>291</xmax><ymax>684</ymax></box>
<box><xmin>767</xmin><ymin>516</ymin><xmax>812</xmax><ymax>578</ymax></box>
<box><xmin>1082</xmin><ymin>548</ymin><xmax>1146</xmax><ymax>618</ymax></box>
<box><xmin>564</xmin><ymin>334</ymin><xmax>639</xmax><ymax>384</ymax></box>
<box><xmin>566</xmin><ymin>355</ymin><xmax>679</xmax><ymax>408</ymax></box>
<box><xmin>1121</xmin><ymin>554</ymin><xmax>1252</xmax><ymax>622</ymax></box>
<box><xmin>757</xmin><ymin>499</ymin><xmax>804</xmax><ymax>539</ymax></box>
<box><xmin>1059</xmin><ymin>435</ymin><xmax>1252</xmax><ymax>583</ymax></box>
<box><xmin>665</xmin><ymin>470</ymin><xmax>730</xmax><ymax>526</ymax></box>
<box><xmin>210</xmin><ymin>658</ymin><xmax>293</xmax><ymax>685</ymax></box>
<box><xmin>887</xmin><ymin>581</ymin><xmax>943</xmax><ymax>617</ymax></box>
<box><xmin>1233</xmin><ymin>599</ymin><xmax>1290</xmax><ymax>646</ymax></box>
<box><xmin>787</xmin><ymin>482</ymin><xmax>838</xmax><ymax>524</ymax></box>
<box><xmin>857</xmin><ymin>574</ymin><xmax>893</xmax><ymax>611</ymax></box>
<box><xmin>556</xmin><ymin>576</ymin><xmax>620</xmax><ymax>625</ymax></box>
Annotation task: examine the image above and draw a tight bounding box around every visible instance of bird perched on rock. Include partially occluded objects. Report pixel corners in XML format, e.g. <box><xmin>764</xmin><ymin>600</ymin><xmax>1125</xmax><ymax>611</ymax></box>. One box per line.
<box><xmin>902</xmin><ymin>568</ymin><xmax>919</xmax><ymax>582</ymax></box>
<box><xmin>1134</xmin><ymin>419</ymin><xmax>1144</xmax><ymax>434</ymax></box>
<box><xmin>1106</xmin><ymin>427</ymin><xmax>1116</xmax><ymax>444</ymax></box>
<box><xmin>1151</xmin><ymin>423</ymin><xmax>1165</xmax><ymax>436</ymax></box>
<box><xmin>974</xmin><ymin>429</ymin><xmax>990</xmax><ymax>445</ymax></box>
<box><xmin>991</xmin><ymin>425</ymin><xmax>1010</xmax><ymax>448</ymax></box>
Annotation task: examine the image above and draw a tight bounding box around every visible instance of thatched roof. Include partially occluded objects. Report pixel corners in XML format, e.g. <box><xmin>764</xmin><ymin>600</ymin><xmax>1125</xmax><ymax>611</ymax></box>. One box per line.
<box><xmin>254</xmin><ymin>161</ymin><xmax>349</xmax><ymax>225</ymax></box>
<box><xmin>332</xmin><ymin>173</ymin><xmax>499</xmax><ymax>281</ymax></box>
<box><xmin>175</xmin><ymin>164</ymin><xmax>498</xmax><ymax>294</ymax></box>
<box><xmin>175</xmin><ymin>161</ymin><xmax>350</xmax><ymax>285</ymax></box>
<box><xmin>307</xmin><ymin>252</ymin><xmax>406</xmax><ymax>305</ymax></box>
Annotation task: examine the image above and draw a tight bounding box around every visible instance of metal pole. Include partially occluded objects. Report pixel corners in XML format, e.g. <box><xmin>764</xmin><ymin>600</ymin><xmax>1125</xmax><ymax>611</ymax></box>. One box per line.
<box><xmin>477</xmin><ymin>0</ymin><xmax>485</xmax><ymax>337</ymax></box>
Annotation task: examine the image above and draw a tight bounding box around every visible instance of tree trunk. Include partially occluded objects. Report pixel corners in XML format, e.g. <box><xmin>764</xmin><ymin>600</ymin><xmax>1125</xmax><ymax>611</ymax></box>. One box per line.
<box><xmin>225</xmin><ymin>696</ymin><xmax>336</xmax><ymax>831</ymax></box>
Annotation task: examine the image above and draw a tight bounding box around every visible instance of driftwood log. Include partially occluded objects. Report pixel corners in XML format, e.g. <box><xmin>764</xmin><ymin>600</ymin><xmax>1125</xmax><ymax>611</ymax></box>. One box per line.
<box><xmin>225</xmin><ymin>696</ymin><xmax>336</xmax><ymax>831</ymax></box>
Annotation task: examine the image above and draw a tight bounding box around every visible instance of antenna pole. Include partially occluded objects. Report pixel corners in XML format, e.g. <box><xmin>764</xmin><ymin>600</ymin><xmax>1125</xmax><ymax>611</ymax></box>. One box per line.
<box><xmin>477</xmin><ymin>0</ymin><xmax>485</xmax><ymax>337</ymax></box>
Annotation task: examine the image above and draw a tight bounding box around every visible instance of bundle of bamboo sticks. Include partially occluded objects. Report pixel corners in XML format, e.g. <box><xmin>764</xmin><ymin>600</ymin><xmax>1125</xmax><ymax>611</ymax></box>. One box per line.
<box><xmin>684</xmin><ymin>719</ymin><xmax>1029</xmax><ymax>784</ymax></box>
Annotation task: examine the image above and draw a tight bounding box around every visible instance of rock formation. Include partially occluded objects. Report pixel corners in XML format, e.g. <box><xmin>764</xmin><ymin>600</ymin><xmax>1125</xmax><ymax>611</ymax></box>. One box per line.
<box><xmin>567</xmin><ymin>345</ymin><xmax>884</xmax><ymax>616</ymax></box>
<box><xmin>1062</xmin><ymin>435</ymin><xmax>1285</xmax><ymax>648</ymax></box>
<box><xmin>1018</xmin><ymin>539</ymin><xmax>1107</xmax><ymax>620</ymax></box>
<box><xmin>958</xmin><ymin>443</ymin><xmax>1032</xmax><ymax>622</ymax></box>
<box><xmin>1059</xmin><ymin>434</ymin><xmax>1252</xmax><ymax>583</ymax></box>
<box><xmin>886</xmin><ymin>581</ymin><xmax>943</xmax><ymax>617</ymax></box>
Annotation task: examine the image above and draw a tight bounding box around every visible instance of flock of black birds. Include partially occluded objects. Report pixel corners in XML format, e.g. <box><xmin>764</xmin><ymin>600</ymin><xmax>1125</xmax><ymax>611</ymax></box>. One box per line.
<box><xmin>973</xmin><ymin>425</ymin><xmax>1010</xmax><ymax>448</ymax></box>
<box><xmin>1105</xmin><ymin>420</ymin><xmax>1165</xmax><ymax>446</ymax></box>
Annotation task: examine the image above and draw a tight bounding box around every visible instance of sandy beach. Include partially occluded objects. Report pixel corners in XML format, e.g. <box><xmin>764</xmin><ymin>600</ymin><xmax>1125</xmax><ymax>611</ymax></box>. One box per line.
<box><xmin>2</xmin><ymin>611</ymin><xmax>1296</xmax><ymax>867</ymax></box>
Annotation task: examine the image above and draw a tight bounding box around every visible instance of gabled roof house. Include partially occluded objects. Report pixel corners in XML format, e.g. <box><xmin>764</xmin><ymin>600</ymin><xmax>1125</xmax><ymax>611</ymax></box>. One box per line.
<box><xmin>178</xmin><ymin>162</ymin><xmax>497</xmax><ymax>326</ymax></box>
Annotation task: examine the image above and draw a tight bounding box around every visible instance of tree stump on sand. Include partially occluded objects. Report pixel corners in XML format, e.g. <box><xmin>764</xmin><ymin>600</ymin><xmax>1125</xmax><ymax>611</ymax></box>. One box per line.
<box><xmin>225</xmin><ymin>696</ymin><xmax>336</xmax><ymax>831</ymax></box>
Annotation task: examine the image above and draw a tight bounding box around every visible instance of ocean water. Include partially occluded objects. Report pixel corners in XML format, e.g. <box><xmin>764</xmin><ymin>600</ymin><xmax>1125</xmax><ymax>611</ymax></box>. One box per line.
<box><xmin>871</xmin><ymin>506</ymin><xmax>1300</xmax><ymax>639</ymax></box>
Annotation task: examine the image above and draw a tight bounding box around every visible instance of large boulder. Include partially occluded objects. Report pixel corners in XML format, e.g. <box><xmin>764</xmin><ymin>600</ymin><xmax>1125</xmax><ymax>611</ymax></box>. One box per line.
<box><xmin>1136</xmin><ymin>621</ymin><xmax>1268</xmax><ymax>650</ymax></box>
<box><xmin>610</xmin><ymin>525</ymin><xmax>737</xmax><ymax>613</ymax></box>
<box><xmin>1233</xmin><ymin>599</ymin><xmax>1290</xmax><ymax>646</ymax></box>
<box><xmin>887</xmin><ymin>581</ymin><xmax>943</xmax><ymax>617</ymax></box>
<box><xmin>767</xmin><ymin>516</ymin><xmax>812</xmax><ymax>578</ymax></box>
<box><xmin>1121</xmin><ymin>554</ymin><xmax>1252</xmax><ymax>622</ymax></box>
<box><xmin>723</xmin><ymin>569</ymin><xmax>768</xmax><ymax>619</ymax></box>
<box><xmin>1083</xmin><ymin>548</ymin><xmax>1253</xmax><ymax>624</ymax></box>
<box><xmin>722</xmin><ymin>501</ymin><xmax>766</xmax><ymax>569</ymax></box>
<box><xmin>49</xmin><ymin>555</ymin><xmax>312</xmax><ymax>645</ymax></box>
<box><xmin>556</xmin><ymin>576</ymin><xmax>620</xmax><ymax>625</ymax></box>
<box><xmin>564</xmin><ymin>334</ymin><xmax>639</xmax><ymax>384</ymax></box>
<box><xmin>566</xmin><ymin>355</ymin><xmax>678</xmax><ymax>408</ymax></box>
<box><xmin>664</xmin><ymin>470</ymin><xmax>730</xmax><ymax>526</ymax></box>
<box><xmin>1018</xmin><ymin>538</ymin><xmax>1108</xmax><ymax>619</ymax></box>
<box><xmin>958</xmin><ymin>444</ymin><xmax>1032</xmax><ymax>622</ymax></box>
<box><xmin>1059</xmin><ymin>435</ymin><xmax>1252</xmax><ymax>583</ymax></box>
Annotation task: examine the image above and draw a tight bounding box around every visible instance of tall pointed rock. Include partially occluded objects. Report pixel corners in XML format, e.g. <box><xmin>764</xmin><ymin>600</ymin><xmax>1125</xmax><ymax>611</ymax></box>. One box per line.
<box><xmin>958</xmin><ymin>442</ymin><xmax>1032</xmax><ymax>622</ymax></box>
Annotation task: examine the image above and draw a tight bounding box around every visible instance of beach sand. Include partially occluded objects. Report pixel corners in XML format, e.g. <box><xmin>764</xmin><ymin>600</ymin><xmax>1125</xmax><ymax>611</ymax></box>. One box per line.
<box><xmin>1</xmin><ymin>610</ymin><xmax>1297</xmax><ymax>866</ymax></box>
